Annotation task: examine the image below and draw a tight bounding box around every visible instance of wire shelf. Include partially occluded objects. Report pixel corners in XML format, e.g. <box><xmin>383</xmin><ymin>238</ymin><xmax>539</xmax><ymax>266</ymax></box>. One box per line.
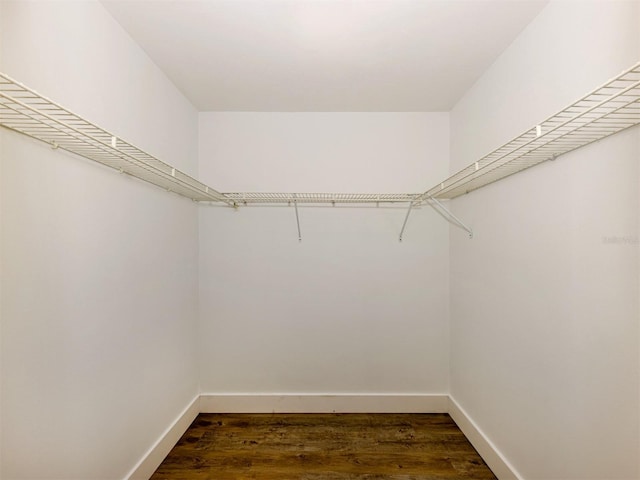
<box><xmin>420</xmin><ymin>62</ymin><xmax>640</xmax><ymax>200</ymax></box>
<box><xmin>0</xmin><ymin>73</ymin><xmax>232</xmax><ymax>204</ymax></box>
<box><xmin>2</xmin><ymin>62</ymin><xmax>639</xmax><ymax>208</ymax></box>
<box><xmin>221</xmin><ymin>192</ymin><xmax>421</xmax><ymax>205</ymax></box>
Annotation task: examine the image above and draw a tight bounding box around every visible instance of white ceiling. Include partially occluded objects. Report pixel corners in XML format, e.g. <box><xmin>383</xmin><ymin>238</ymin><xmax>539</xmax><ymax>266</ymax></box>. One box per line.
<box><xmin>102</xmin><ymin>0</ymin><xmax>547</xmax><ymax>112</ymax></box>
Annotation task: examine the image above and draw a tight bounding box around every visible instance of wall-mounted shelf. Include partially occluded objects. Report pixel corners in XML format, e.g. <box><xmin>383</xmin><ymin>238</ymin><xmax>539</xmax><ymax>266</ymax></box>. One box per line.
<box><xmin>221</xmin><ymin>192</ymin><xmax>422</xmax><ymax>205</ymax></box>
<box><xmin>0</xmin><ymin>73</ymin><xmax>421</xmax><ymax>209</ymax></box>
<box><xmin>420</xmin><ymin>62</ymin><xmax>640</xmax><ymax>200</ymax></box>
<box><xmin>2</xmin><ymin>62</ymin><xmax>639</xmax><ymax>215</ymax></box>
<box><xmin>0</xmin><ymin>73</ymin><xmax>232</xmax><ymax>205</ymax></box>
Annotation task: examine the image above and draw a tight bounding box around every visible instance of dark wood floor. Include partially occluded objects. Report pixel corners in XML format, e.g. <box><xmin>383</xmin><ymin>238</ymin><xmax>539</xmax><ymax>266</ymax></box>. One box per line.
<box><xmin>151</xmin><ymin>413</ymin><xmax>497</xmax><ymax>479</ymax></box>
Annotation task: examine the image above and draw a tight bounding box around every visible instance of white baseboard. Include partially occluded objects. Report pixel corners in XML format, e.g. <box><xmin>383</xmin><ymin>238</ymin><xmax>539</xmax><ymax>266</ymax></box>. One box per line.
<box><xmin>125</xmin><ymin>395</ymin><xmax>200</xmax><ymax>480</ymax></box>
<box><xmin>199</xmin><ymin>394</ymin><xmax>449</xmax><ymax>413</ymax></box>
<box><xmin>447</xmin><ymin>396</ymin><xmax>522</xmax><ymax>480</ymax></box>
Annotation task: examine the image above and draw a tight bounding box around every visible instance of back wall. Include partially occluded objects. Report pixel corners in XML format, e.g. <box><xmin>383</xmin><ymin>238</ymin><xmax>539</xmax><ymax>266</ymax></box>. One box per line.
<box><xmin>198</xmin><ymin>112</ymin><xmax>450</xmax><ymax>396</ymax></box>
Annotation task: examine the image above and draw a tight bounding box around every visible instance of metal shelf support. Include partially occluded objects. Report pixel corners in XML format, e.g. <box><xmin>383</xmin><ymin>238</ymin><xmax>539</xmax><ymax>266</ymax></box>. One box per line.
<box><xmin>398</xmin><ymin>201</ymin><xmax>415</xmax><ymax>242</ymax></box>
<box><xmin>427</xmin><ymin>196</ymin><xmax>473</xmax><ymax>239</ymax></box>
<box><xmin>293</xmin><ymin>197</ymin><xmax>302</xmax><ymax>242</ymax></box>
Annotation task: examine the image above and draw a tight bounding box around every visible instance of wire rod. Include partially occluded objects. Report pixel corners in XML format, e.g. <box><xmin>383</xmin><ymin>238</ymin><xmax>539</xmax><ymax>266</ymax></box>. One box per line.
<box><xmin>293</xmin><ymin>198</ymin><xmax>302</xmax><ymax>242</ymax></box>
<box><xmin>399</xmin><ymin>201</ymin><xmax>414</xmax><ymax>242</ymax></box>
<box><xmin>428</xmin><ymin>196</ymin><xmax>473</xmax><ymax>238</ymax></box>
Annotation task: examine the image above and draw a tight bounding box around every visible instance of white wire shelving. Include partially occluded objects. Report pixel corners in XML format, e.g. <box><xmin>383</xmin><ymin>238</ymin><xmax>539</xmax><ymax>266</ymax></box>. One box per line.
<box><xmin>0</xmin><ymin>72</ymin><xmax>418</xmax><ymax>208</ymax></box>
<box><xmin>419</xmin><ymin>61</ymin><xmax>640</xmax><ymax>200</ymax></box>
<box><xmin>220</xmin><ymin>192</ymin><xmax>422</xmax><ymax>205</ymax></box>
<box><xmin>1</xmin><ymin>61</ymin><xmax>639</xmax><ymax>216</ymax></box>
<box><xmin>0</xmin><ymin>73</ymin><xmax>232</xmax><ymax>204</ymax></box>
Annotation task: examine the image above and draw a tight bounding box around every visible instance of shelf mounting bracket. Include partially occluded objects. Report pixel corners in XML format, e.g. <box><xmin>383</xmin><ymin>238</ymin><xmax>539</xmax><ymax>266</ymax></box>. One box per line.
<box><xmin>293</xmin><ymin>196</ymin><xmax>302</xmax><ymax>242</ymax></box>
<box><xmin>427</xmin><ymin>196</ymin><xmax>473</xmax><ymax>238</ymax></box>
<box><xmin>399</xmin><ymin>201</ymin><xmax>415</xmax><ymax>242</ymax></box>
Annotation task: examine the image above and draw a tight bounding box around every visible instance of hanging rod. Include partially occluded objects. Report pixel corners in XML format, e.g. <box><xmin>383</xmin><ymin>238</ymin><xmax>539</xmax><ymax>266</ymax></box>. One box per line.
<box><xmin>419</xmin><ymin>61</ymin><xmax>640</xmax><ymax>200</ymax></box>
<box><xmin>0</xmin><ymin>72</ymin><xmax>233</xmax><ymax>205</ymax></box>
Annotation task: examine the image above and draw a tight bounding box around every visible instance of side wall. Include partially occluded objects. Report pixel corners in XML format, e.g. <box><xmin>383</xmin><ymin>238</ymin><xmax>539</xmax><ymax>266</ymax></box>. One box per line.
<box><xmin>0</xmin><ymin>2</ymin><xmax>200</xmax><ymax>478</ymax></box>
<box><xmin>198</xmin><ymin>112</ymin><xmax>450</xmax><ymax>398</ymax></box>
<box><xmin>449</xmin><ymin>1</ymin><xmax>639</xmax><ymax>479</ymax></box>
<box><xmin>0</xmin><ymin>0</ymin><xmax>4</xmax><ymax>474</ymax></box>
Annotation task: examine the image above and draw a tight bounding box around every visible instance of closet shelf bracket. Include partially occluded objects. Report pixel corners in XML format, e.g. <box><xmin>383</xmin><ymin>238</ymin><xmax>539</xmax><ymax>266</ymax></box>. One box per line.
<box><xmin>427</xmin><ymin>196</ymin><xmax>473</xmax><ymax>239</ymax></box>
<box><xmin>293</xmin><ymin>196</ymin><xmax>302</xmax><ymax>242</ymax></box>
<box><xmin>398</xmin><ymin>200</ymin><xmax>416</xmax><ymax>242</ymax></box>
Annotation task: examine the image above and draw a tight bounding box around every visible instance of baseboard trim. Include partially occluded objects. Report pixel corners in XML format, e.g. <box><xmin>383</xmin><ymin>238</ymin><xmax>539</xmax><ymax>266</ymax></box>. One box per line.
<box><xmin>199</xmin><ymin>394</ymin><xmax>449</xmax><ymax>413</ymax></box>
<box><xmin>448</xmin><ymin>396</ymin><xmax>522</xmax><ymax>480</ymax></box>
<box><xmin>125</xmin><ymin>394</ymin><xmax>200</xmax><ymax>480</ymax></box>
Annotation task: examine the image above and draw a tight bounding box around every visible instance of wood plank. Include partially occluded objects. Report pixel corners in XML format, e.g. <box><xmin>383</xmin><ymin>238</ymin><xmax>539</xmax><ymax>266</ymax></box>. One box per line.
<box><xmin>151</xmin><ymin>413</ymin><xmax>497</xmax><ymax>480</ymax></box>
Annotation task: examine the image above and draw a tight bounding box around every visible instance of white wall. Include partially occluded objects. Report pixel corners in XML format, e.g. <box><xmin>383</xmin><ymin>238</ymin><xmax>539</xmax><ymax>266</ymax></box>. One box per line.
<box><xmin>0</xmin><ymin>2</ymin><xmax>200</xmax><ymax>479</ymax></box>
<box><xmin>0</xmin><ymin>0</ymin><xmax>4</xmax><ymax>474</ymax></box>
<box><xmin>198</xmin><ymin>112</ymin><xmax>450</xmax><ymax>395</ymax></box>
<box><xmin>449</xmin><ymin>1</ymin><xmax>639</xmax><ymax>479</ymax></box>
